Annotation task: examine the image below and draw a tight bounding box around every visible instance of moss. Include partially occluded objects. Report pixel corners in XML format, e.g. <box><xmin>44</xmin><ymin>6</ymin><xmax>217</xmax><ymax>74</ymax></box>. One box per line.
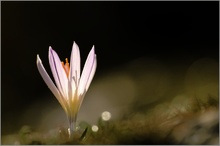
<box><xmin>2</xmin><ymin>95</ymin><xmax>219</xmax><ymax>145</ymax></box>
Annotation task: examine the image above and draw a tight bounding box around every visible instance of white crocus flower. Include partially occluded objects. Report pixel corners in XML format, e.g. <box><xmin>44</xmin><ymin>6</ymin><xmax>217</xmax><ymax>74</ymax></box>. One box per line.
<box><xmin>36</xmin><ymin>42</ymin><xmax>97</xmax><ymax>137</ymax></box>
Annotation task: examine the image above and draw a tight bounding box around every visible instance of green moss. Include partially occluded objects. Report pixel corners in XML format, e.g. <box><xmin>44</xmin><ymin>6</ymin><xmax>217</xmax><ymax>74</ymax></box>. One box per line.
<box><xmin>2</xmin><ymin>96</ymin><xmax>219</xmax><ymax>145</ymax></box>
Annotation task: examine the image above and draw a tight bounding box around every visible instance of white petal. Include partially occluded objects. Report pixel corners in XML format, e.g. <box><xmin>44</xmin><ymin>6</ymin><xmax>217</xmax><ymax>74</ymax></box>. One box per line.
<box><xmin>78</xmin><ymin>46</ymin><xmax>96</xmax><ymax>96</ymax></box>
<box><xmin>48</xmin><ymin>47</ymin><xmax>69</xmax><ymax>99</ymax></box>
<box><xmin>68</xmin><ymin>80</ymin><xmax>73</xmax><ymax>103</ymax></box>
<box><xmin>36</xmin><ymin>55</ymin><xmax>66</xmax><ymax>109</ymax></box>
<box><xmin>69</xmin><ymin>42</ymin><xmax>80</xmax><ymax>98</ymax></box>
<box><xmin>85</xmin><ymin>54</ymin><xmax>97</xmax><ymax>91</ymax></box>
<box><xmin>78</xmin><ymin>54</ymin><xmax>96</xmax><ymax>110</ymax></box>
<box><xmin>69</xmin><ymin>41</ymin><xmax>81</xmax><ymax>85</ymax></box>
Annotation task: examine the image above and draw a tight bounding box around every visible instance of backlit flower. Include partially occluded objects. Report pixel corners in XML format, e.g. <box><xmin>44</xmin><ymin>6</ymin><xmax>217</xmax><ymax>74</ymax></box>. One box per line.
<box><xmin>36</xmin><ymin>42</ymin><xmax>97</xmax><ymax>137</ymax></box>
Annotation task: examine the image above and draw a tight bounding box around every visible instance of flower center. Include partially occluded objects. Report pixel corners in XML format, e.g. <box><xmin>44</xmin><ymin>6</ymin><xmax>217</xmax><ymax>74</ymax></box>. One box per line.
<box><xmin>61</xmin><ymin>58</ymin><xmax>70</xmax><ymax>77</ymax></box>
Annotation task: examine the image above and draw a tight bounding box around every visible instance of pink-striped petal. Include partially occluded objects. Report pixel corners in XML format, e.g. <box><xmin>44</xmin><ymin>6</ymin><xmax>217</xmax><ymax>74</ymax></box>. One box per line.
<box><xmin>78</xmin><ymin>54</ymin><xmax>97</xmax><ymax>111</ymax></box>
<box><xmin>48</xmin><ymin>47</ymin><xmax>69</xmax><ymax>99</ymax></box>
<box><xmin>85</xmin><ymin>54</ymin><xmax>97</xmax><ymax>91</ymax></box>
<box><xmin>78</xmin><ymin>46</ymin><xmax>96</xmax><ymax>96</ymax></box>
<box><xmin>36</xmin><ymin>55</ymin><xmax>66</xmax><ymax>109</ymax></box>
<box><xmin>69</xmin><ymin>42</ymin><xmax>80</xmax><ymax>84</ymax></box>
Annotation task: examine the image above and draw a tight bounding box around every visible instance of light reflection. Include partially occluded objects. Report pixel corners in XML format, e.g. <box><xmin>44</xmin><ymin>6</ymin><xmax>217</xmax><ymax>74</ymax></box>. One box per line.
<box><xmin>101</xmin><ymin>111</ymin><xmax>111</xmax><ymax>121</ymax></box>
<box><xmin>91</xmin><ymin>125</ymin><xmax>99</xmax><ymax>132</ymax></box>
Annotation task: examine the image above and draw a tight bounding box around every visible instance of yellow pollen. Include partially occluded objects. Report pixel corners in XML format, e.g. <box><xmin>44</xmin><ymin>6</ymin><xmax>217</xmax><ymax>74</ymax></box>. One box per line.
<box><xmin>61</xmin><ymin>58</ymin><xmax>70</xmax><ymax>77</ymax></box>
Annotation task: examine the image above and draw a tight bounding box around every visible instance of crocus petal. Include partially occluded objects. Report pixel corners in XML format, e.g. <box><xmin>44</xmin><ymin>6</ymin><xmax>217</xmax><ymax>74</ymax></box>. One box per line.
<box><xmin>85</xmin><ymin>54</ymin><xmax>97</xmax><ymax>91</ymax></box>
<box><xmin>69</xmin><ymin>42</ymin><xmax>80</xmax><ymax>98</ymax></box>
<box><xmin>78</xmin><ymin>55</ymin><xmax>97</xmax><ymax>112</ymax></box>
<box><xmin>49</xmin><ymin>47</ymin><xmax>69</xmax><ymax>99</ymax></box>
<box><xmin>36</xmin><ymin>55</ymin><xmax>66</xmax><ymax>110</ymax></box>
<box><xmin>69</xmin><ymin>41</ymin><xmax>81</xmax><ymax>85</ymax></box>
<box><xmin>78</xmin><ymin>46</ymin><xmax>96</xmax><ymax>96</ymax></box>
<box><xmin>68</xmin><ymin>80</ymin><xmax>73</xmax><ymax>104</ymax></box>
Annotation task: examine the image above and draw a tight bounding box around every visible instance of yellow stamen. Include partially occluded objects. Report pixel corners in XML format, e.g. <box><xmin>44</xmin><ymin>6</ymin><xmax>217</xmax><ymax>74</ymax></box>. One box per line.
<box><xmin>61</xmin><ymin>58</ymin><xmax>70</xmax><ymax>77</ymax></box>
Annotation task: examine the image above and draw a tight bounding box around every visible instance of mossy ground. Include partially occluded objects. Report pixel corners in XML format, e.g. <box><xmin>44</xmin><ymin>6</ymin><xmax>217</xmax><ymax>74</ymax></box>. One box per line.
<box><xmin>2</xmin><ymin>96</ymin><xmax>218</xmax><ymax>145</ymax></box>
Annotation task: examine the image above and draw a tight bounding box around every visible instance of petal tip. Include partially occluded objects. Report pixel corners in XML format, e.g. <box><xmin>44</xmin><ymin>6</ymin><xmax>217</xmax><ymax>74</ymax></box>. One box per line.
<box><xmin>36</xmin><ymin>54</ymin><xmax>41</xmax><ymax>63</ymax></box>
<box><xmin>91</xmin><ymin>45</ymin><xmax>95</xmax><ymax>54</ymax></box>
<box><xmin>73</xmin><ymin>41</ymin><xmax>79</xmax><ymax>48</ymax></box>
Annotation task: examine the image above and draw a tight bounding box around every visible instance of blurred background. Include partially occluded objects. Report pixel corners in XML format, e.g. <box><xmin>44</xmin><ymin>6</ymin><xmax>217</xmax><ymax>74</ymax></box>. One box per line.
<box><xmin>1</xmin><ymin>1</ymin><xmax>219</xmax><ymax>139</ymax></box>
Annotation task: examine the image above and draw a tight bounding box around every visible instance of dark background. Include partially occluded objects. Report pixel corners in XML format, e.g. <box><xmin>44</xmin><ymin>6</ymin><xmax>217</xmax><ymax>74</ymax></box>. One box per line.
<box><xmin>1</xmin><ymin>1</ymin><xmax>219</xmax><ymax>134</ymax></box>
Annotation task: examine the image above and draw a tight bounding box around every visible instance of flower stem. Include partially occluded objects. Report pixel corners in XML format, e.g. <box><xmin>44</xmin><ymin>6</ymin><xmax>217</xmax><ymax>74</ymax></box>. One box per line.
<box><xmin>68</xmin><ymin>115</ymin><xmax>77</xmax><ymax>139</ymax></box>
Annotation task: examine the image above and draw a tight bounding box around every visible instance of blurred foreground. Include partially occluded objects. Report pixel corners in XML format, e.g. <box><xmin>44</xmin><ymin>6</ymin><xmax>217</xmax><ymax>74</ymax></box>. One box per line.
<box><xmin>2</xmin><ymin>57</ymin><xmax>219</xmax><ymax>145</ymax></box>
